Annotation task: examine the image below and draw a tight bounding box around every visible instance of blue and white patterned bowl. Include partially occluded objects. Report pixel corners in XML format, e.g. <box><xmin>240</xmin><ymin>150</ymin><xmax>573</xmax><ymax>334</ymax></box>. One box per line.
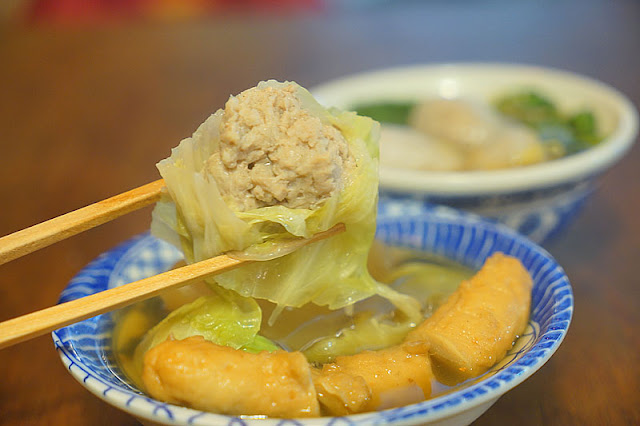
<box><xmin>54</xmin><ymin>203</ymin><xmax>572</xmax><ymax>425</ymax></box>
<box><xmin>312</xmin><ymin>63</ymin><xmax>639</xmax><ymax>244</ymax></box>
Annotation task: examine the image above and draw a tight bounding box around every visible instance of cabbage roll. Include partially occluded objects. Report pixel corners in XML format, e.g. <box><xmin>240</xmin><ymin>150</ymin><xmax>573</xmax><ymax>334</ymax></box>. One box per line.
<box><xmin>151</xmin><ymin>80</ymin><xmax>420</xmax><ymax>320</ymax></box>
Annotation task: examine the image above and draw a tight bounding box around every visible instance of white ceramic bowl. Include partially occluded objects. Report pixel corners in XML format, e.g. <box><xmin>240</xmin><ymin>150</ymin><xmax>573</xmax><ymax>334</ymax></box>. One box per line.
<box><xmin>312</xmin><ymin>63</ymin><xmax>638</xmax><ymax>243</ymax></box>
<box><xmin>54</xmin><ymin>203</ymin><xmax>572</xmax><ymax>426</ymax></box>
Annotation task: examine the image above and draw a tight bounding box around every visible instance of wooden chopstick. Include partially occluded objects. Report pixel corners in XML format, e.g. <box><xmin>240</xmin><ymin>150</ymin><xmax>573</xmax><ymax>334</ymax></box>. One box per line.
<box><xmin>0</xmin><ymin>179</ymin><xmax>166</xmax><ymax>266</ymax></box>
<box><xmin>0</xmin><ymin>223</ymin><xmax>345</xmax><ymax>350</ymax></box>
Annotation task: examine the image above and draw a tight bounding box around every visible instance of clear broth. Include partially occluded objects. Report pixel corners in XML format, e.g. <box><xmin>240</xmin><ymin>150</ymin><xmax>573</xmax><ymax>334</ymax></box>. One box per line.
<box><xmin>112</xmin><ymin>242</ymin><xmax>475</xmax><ymax>398</ymax></box>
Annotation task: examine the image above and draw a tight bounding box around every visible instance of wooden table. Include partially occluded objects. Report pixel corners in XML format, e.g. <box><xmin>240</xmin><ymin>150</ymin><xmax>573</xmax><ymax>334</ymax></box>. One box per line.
<box><xmin>1</xmin><ymin>0</ymin><xmax>638</xmax><ymax>424</ymax></box>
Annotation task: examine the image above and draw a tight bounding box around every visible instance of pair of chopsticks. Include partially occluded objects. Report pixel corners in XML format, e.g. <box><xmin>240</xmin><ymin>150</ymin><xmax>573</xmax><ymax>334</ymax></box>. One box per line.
<box><xmin>0</xmin><ymin>180</ymin><xmax>345</xmax><ymax>349</ymax></box>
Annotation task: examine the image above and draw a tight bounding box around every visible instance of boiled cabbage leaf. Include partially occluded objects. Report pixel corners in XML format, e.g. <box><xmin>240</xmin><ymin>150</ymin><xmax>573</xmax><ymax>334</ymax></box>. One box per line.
<box><xmin>302</xmin><ymin>312</ymin><xmax>413</xmax><ymax>364</ymax></box>
<box><xmin>135</xmin><ymin>288</ymin><xmax>277</xmax><ymax>357</ymax></box>
<box><xmin>151</xmin><ymin>80</ymin><xmax>421</xmax><ymax>322</ymax></box>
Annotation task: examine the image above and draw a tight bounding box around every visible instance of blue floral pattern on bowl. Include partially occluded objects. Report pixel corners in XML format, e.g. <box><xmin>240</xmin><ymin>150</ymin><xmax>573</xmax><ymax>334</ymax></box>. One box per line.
<box><xmin>380</xmin><ymin>178</ymin><xmax>594</xmax><ymax>244</ymax></box>
<box><xmin>53</xmin><ymin>203</ymin><xmax>572</xmax><ymax>425</ymax></box>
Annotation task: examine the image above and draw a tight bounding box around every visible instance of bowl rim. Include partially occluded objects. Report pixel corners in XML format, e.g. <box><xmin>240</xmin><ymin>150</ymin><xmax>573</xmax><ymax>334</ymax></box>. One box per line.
<box><xmin>53</xmin><ymin>205</ymin><xmax>573</xmax><ymax>425</ymax></box>
<box><xmin>312</xmin><ymin>62</ymin><xmax>639</xmax><ymax>196</ymax></box>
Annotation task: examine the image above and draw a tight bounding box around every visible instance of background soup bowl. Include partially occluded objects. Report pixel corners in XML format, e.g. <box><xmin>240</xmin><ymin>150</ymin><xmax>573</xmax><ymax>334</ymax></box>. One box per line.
<box><xmin>312</xmin><ymin>63</ymin><xmax>639</xmax><ymax>244</ymax></box>
<box><xmin>53</xmin><ymin>203</ymin><xmax>572</xmax><ymax>426</ymax></box>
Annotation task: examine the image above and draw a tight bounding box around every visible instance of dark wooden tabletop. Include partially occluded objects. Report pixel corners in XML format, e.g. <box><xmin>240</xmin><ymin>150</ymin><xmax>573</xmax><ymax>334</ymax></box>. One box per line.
<box><xmin>1</xmin><ymin>0</ymin><xmax>638</xmax><ymax>424</ymax></box>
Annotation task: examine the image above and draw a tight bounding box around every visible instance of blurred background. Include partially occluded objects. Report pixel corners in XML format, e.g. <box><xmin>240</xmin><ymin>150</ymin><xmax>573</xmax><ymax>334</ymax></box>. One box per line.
<box><xmin>0</xmin><ymin>0</ymin><xmax>638</xmax><ymax>425</ymax></box>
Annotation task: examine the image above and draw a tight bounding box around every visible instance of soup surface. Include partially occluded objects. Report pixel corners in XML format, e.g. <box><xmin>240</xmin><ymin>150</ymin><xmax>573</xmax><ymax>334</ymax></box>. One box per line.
<box><xmin>113</xmin><ymin>243</ymin><xmax>474</xmax><ymax>394</ymax></box>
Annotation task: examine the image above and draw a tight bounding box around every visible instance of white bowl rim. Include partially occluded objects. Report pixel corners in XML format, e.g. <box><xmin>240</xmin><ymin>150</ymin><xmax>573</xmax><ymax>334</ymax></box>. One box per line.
<box><xmin>312</xmin><ymin>62</ymin><xmax>639</xmax><ymax>196</ymax></box>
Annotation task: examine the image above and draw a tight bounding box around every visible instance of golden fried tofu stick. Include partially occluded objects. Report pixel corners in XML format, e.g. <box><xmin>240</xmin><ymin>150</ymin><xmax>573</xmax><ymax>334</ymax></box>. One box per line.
<box><xmin>143</xmin><ymin>336</ymin><xmax>320</xmax><ymax>417</ymax></box>
<box><xmin>406</xmin><ymin>253</ymin><xmax>532</xmax><ymax>385</ymax></box>
<box><xmin>314</xmin><ymin>341</ymin><xmax>432</xmax><ymax>415</ymax></box>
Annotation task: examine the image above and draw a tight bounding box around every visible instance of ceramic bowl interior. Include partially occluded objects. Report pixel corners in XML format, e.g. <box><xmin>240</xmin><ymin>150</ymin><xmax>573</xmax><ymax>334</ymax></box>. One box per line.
<box><xmin>54</xmin><ymin>203</ymin><xmax>572</xmax><ymax>426</ymax></box>
<box><xmin>312</xmin><ymin>63</ymin><xmax>638</xmax><ymax>243</ymax></box>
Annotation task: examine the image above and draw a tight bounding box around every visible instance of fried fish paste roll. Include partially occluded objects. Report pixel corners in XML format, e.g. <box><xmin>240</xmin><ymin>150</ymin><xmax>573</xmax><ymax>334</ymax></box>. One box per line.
<box><xmin>406</xmin><ymin>253</ymin><xmax>532</xmax><ymax>385</ymax></box>
<box><xmin>315</xmin><ymin>342</ymin><xmax>433</xmax><ymax>415</ymax></box>
<box><xmin>143</xmin><ymin>336</ymin><xmax>320</xmax><ymax>418</ymax></box>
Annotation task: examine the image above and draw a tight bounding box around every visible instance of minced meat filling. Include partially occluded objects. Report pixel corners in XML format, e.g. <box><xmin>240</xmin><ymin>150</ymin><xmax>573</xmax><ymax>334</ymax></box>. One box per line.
<box><xmin>206</xmin><ymin>84</ymin><xmax>354</xmax><ymax>212</ymax></box>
